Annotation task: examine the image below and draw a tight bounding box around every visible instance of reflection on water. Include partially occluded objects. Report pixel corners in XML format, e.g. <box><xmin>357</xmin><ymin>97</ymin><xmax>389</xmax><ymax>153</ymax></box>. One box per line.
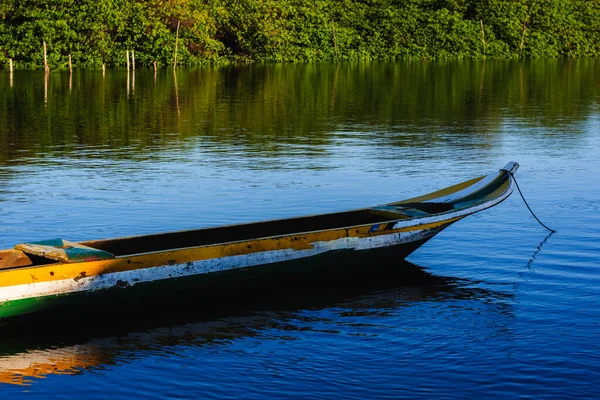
<box><xmin>522</xmin><ymin>231</ymin><xmax>555</xmax><ymax>272</ymax></box>
<box><xmin>0</xmin><ymin>261</ymin><xmax>511</xmax><ymax>386</ymax></box>
<box><xmin>1</xmin><ymin>60</ymin><xmax>598</xmax><ymax>165</ymax></box>
<box><xmin>0</xmin><ymin>59</ymin><xmax>599</xmax><ymax>397</ymax></box>
<box><xmin>1</xmin><ymin>59</ymin><xmax>598</xmax><ymax>247</ymax></box>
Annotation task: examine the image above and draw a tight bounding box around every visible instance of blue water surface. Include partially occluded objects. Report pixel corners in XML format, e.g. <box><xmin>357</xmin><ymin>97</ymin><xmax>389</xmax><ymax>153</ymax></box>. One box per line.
<box><xmin>0</xmin><ymin>60</ymin><xmax>599</xmax><ymax>398</ymax></box>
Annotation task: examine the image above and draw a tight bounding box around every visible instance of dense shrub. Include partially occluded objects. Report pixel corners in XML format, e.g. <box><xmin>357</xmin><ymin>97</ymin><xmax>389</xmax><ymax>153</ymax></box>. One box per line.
<box><xmin>1</xmin><ymin>0</ymin><xmax>599</xmax><ymax>68</ymax></box>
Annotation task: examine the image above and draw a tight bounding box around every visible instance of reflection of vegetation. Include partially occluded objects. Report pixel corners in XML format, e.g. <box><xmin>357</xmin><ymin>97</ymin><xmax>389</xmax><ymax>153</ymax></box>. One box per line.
<box><xmin>0</xmin><ymin>59</ymin><xmax>598</xmax><ymax>163</ymax></box>
<box><xmin>1</xmin><ymin>1</ymin><xmax>600</xmax><ymax>68</ymax></box>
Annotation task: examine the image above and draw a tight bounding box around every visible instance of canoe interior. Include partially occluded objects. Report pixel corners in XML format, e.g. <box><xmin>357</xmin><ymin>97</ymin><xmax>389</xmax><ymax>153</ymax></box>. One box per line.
<box><xmin>1</xmin><ymin>201</ymin><xmax>455</xmax><ymax>269</ymax></box>
<box><xmin>82</xmin><ymin>209</ymin><xmax>408</xmax><ymax>257</ymax></box>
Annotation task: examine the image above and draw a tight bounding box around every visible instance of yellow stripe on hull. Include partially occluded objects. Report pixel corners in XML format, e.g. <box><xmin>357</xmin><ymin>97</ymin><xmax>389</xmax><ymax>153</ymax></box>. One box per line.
<box><xmin>0</xmin><ymin>218</ymin><xmax>459</xmax><ymax>289</ymax></box>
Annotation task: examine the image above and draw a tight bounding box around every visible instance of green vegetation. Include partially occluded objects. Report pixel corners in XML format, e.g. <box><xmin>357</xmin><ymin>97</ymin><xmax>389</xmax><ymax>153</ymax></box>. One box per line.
<box><xmin>1</xmin><ymin>0</ymin><xmax>599</xmax><ymax>68</ymax></box>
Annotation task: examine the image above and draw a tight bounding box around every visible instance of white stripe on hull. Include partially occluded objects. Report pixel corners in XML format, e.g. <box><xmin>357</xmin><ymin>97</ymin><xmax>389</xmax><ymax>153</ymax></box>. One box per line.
<box><xmin>0</xmin><ymin>227</ymin><xmax>439</xmax><ymax>303</ymax></box>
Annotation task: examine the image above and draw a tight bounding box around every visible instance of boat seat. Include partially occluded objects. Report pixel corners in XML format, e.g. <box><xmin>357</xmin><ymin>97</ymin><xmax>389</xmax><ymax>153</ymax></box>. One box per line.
<box><xmin>0</xmin><ymin>250</ymin><xmax>33</xmax><ymax>269</ymax></box>
<box><xmin>369</xmin><ymin>205</ymin><xmax>429</xmax><ymax>219</ymax></box>
<box><xmin>14</xmin><ymin>239</ymin><xmax>115</xmax><ymax>263</ymax></box>
<box><xmin>400</xmin><ymin>202</ymin><xmax>455</xmax><ymax>214</ymax></box>
<box><xmin>370</xmin><ymin>202</ymin><xmax>454</xmax><ymax>219</ymax></box>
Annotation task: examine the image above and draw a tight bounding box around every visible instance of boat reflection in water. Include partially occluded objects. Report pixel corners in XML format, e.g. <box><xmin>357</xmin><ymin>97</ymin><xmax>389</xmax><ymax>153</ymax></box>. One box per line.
<box><xmin>0</xmin><ymin>260</ymin><xmax>513</xmax><ymax>385</ymax></box>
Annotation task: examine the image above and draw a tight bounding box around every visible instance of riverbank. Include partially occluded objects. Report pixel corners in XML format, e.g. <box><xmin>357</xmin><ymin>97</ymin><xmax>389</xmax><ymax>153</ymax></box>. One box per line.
<box><xmin>1</xmin><ymin>0</ymin><xmax>599</xmax><ymax>70</ymax></box>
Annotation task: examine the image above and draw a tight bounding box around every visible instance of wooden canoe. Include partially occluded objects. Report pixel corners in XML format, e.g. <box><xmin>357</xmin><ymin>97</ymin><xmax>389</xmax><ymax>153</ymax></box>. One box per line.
<box><xmin>0</xmin><ymin>162</ymin><xmax>519</xmax><ymax>322</ymax></box>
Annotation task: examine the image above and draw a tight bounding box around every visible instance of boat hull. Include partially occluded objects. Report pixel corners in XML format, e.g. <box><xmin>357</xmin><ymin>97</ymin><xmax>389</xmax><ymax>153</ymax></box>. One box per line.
<box><xmin>0</xmin><ymin>162</ymin><xmax>518</xmax><ymax>323</ymax></box>
<box><xmin>0</xmin><ymin>235</ymin><xmax>435</xmax><ymax>324</ymax></box>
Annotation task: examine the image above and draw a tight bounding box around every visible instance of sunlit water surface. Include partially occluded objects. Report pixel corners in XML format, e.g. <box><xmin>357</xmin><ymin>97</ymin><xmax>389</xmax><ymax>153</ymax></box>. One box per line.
<box><xmin>0</xmin><ymin>60</ymin><xmax>599</xmax><ymax>398</ymax></box>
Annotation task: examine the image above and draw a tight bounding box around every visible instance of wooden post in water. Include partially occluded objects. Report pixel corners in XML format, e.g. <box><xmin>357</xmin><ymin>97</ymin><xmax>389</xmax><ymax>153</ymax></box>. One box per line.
<box><xmin>331</xmin><ymin>19</ymin><xmax>339</xmax><ymax>62</ymax></box>
<box><xmin>480</xmin><ymin>20</ymin><xmax>486</xmax><ymax>59</ymax></box>
<box><xmin>102</xmin><ymin>63</ymin><xmax>106</xmax><ymax>77</ymax></box>
<box><xmin>68</xmin><ymin>54</ymin><xmax>72</xmax><ymax>92</ymax></box>
<box><xmin>174</xmin><ymin>68</ymin><xmax>180</xmax><ymax>118</ymax></box>
<box><xmin>153</xmin><ymin>60</ymin><xmax>157</xmax><ymax>82</ymax></box>
<box><xmin>174</xmin><ymin>20</ymin><xmax>180</xmax><ymax>69</ymax></box>
<box><xmin>132</xmin><ymin>50</ymin><xmax>135</xmax><ymax>70</ymax></box>
<box><xmin>69</xmin><ymin>55</ymin><xmax>72</xmax><ymax>92</ymax></box>
<box><xmin>44</xmin><ymin>70</ymin><xmax>48</xmax><ymax>104</ymax></box>
<box><xmin>126</xmin><ymin>50</ymin><xmax>130</xmax><ymax>70</ymax></box>
<box><xmin>9</xmin><ymin>58</ymin><xmax>12</xmax><ymax>73</ymax></box>
<box><xmin>43</xmin><ymin>41</ymin><xmax>49</xmax><ymax>74</ymax></box>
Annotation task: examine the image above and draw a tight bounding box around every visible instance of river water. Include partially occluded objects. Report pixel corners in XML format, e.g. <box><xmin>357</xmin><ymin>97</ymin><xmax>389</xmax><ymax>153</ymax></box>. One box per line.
<box><xmin>0</xmin><ymin>60</ymin><xmax>599</xmax><ymax>398</ymax></box>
